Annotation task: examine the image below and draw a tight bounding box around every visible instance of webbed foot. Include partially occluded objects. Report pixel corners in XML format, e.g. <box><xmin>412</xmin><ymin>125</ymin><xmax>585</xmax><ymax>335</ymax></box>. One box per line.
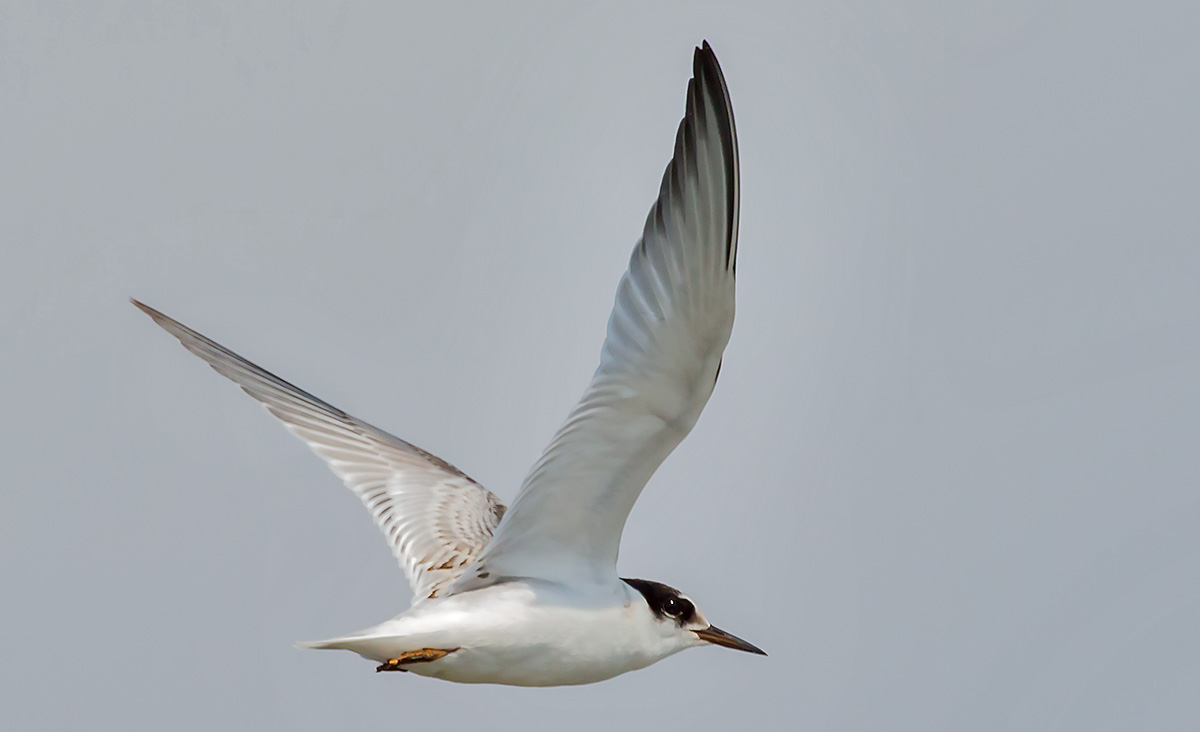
<box><xmin>375</xmin><ymin>648</ymin><xmax>458</xmax><ymax>672</ymax></box>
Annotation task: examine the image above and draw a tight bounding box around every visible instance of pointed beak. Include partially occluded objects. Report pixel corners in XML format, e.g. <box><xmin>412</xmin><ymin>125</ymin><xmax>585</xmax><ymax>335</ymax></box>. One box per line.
<box><xmin>694</xmin><ymin>625</ymin><xmax>767</xmax><ymax>656</ymax></box>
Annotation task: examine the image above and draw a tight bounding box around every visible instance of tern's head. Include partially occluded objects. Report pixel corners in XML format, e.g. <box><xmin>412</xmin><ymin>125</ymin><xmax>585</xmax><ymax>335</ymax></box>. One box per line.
<box><xmin>622</xmin><ymin>578</ymin><xmax>766</xmax><ymax>657</ymax></box>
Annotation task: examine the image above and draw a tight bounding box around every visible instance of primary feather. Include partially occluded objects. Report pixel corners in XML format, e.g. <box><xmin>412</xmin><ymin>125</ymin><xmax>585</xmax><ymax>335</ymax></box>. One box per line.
<box><xmin>453</xmin><ymin>42</ymin><xmax>739</xmax><ymax>591</ymax></box>
<box><xmin>132</xmin><ymin>300</ymin><xmax>505</xmax><ymax>600</ymax></box>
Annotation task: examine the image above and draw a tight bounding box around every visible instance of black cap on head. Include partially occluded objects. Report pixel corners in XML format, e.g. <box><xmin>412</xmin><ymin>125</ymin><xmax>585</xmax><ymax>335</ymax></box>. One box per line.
<box><xmin>622</xmin><ymin>578</ymin><xmax>698</xmax><ymax>626</ymax></box>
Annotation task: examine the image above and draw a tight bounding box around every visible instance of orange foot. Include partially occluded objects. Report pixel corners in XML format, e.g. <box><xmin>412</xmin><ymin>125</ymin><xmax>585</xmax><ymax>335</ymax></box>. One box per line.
<box><xmin>375</xmin><ymin>648</ymin><xmax>458</xmax><ymax>672</ymax></box>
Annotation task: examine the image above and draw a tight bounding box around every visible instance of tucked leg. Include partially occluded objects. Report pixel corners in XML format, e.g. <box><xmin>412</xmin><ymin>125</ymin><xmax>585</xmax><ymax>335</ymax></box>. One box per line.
<box><xmin>375</xmin><ymin>648</ymin><xmax>458</xmax><ymax>672</ymax></box>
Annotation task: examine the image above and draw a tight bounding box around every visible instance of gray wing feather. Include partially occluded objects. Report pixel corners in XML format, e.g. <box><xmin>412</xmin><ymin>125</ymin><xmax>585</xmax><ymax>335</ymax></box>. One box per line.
<box><xmin>133</xmin><ymin>300</ymin><xmax>505</xmax><ymax>601</ymax></box>
<box><xmin>453</xmin><ymin>43</ymin><xmax>738</xmax><ymax>589</ymax></box>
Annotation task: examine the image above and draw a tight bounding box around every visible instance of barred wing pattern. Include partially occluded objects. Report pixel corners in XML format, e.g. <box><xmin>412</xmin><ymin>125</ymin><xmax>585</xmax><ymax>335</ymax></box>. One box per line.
<box><xmin>134</xmin><ymin>301</ymin><xmax>505</xmax><ymax>601</ymax></box>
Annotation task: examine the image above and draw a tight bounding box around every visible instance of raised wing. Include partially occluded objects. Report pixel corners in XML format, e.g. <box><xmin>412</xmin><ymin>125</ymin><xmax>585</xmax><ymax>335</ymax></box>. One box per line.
<box><xmin>133</xmin><ymin>300</ymin><xmax>505</xmax><ymax>601</ymax></box>
<box><xmin>454</xmin><ymin>43</ymin><xmax>738</xmax><ymax>590</ymax></box>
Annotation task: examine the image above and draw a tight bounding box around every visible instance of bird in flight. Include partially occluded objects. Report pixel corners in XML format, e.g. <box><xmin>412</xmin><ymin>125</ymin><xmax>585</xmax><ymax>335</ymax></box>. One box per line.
<box><xmin>134</xmin><ymin>41</ymin><xmax>762</xmax><ymax>686</ymax></box>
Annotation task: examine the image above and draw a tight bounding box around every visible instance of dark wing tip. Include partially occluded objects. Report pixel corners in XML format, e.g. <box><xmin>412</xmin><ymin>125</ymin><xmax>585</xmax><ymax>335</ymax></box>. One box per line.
<box><xmin>131</xmin><ymin>299</ymin><xmax>203</xmax><ymax>344</ymax></box>
<box><xmin>689</xmin><ymin>41</ymin><xmax>738</xmax><ymax>272</ymax></box>
<box><xmin>692</xmin><ymin>41</ymin><xmax>726</xmax><ymax>93</ymax></box>
<box><xmin>131</xmin><ymin>297</ymin><xmax>171</xmax><ymax>326</ymax></box>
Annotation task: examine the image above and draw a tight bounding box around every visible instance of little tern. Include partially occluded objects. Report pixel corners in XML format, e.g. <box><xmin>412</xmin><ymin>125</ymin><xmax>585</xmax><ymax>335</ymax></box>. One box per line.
<box><xmin>134</xmin><ymin>41</ymin><xmax>764</xmax><ymax>686</ymax></box>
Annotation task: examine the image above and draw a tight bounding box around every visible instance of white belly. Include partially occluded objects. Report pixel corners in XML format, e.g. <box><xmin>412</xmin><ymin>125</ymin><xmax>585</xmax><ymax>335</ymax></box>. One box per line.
<box><xmin>312</xmin><ymin>581</ymin><xmax>686</xmax><ymax>686</ymax></box>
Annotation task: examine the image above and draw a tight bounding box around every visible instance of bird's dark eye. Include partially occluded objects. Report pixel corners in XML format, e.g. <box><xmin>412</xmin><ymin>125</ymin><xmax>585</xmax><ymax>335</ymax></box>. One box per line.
<box><xmin>622</xmin><ymin>578</ymin><xmax>697</xmax><ymax>623</ymax></box>
<box><xmin>661</xmin><ymin>596</ymin><xmax>694</xmax><ymax>619</ymax></box>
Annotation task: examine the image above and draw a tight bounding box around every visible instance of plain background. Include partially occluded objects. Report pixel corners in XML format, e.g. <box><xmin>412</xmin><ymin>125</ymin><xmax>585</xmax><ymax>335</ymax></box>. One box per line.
<box><xmin>3</xmin><ymin>1</ymin><xmax>1198</xmax><ymax>730</ymax></box>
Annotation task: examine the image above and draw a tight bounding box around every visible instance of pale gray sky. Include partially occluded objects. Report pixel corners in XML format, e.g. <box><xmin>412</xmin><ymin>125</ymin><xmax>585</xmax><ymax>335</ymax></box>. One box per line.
<box><xmin>3</xmin><ymin>2</ymin><xmax>1198</xmax><ymax>730</ymax></box>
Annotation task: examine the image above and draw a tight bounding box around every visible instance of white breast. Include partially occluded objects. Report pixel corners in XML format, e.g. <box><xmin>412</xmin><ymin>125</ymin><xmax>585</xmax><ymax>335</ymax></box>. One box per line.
<box><xmin>322</xmin><ymin>581</ymin><xmax>692</xmax><ymax>686</ymax></box>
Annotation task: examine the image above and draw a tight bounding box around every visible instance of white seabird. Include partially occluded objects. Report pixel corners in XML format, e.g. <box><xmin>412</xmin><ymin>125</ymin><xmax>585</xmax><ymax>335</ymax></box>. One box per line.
<box><xmin>134</xmin><ymin>41</ymin><xmax>764</xmax><ymax>687</ymax></box>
